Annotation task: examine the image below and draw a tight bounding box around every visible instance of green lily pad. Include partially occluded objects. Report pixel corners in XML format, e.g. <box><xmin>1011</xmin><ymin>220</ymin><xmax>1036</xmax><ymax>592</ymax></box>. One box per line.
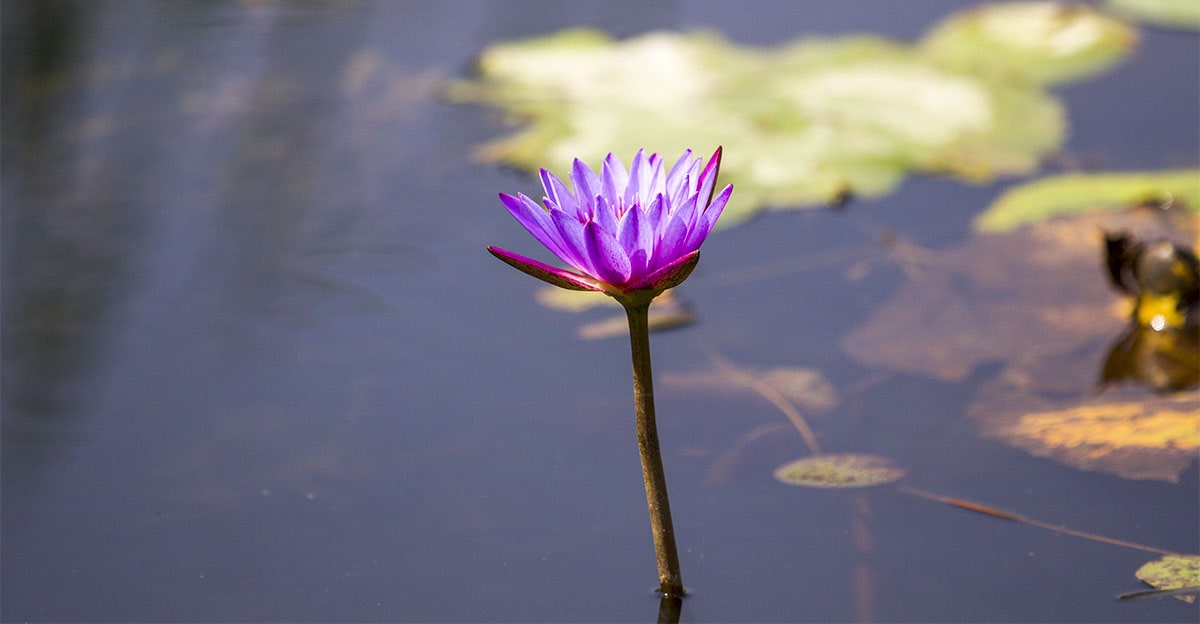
<box><xmin>974</xmin><ymin>170</ymin><xmax>1200</xmax><ymax>232</ymax></box>
<box><xmin>773</xmin><ymin>453</ymin><xmax>906</xmax><ymax>488</ymax></box>
<box><xmin>1134</xmin><ymin>555</ymin><xmax>1200</xmax><ymax>603</ymax></box>
<box><xmin>1104</xmin><ymin>0</ymin><xmax>1200</xmax><ymax>30</ymax></box>
<box><xmin>449</xmin><ymin>8</ymin><xmax>1090</xmax><ymax>225</ymax></box>
<box><xmin>921</xmin><ymin>2</ymin><xmax>1138</xmax><ymax>84</ymax></box>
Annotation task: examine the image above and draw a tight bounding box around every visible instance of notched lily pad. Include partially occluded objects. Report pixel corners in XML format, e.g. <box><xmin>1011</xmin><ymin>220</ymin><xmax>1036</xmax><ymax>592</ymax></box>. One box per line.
<box><xmin>1133</xmin><ymin>554</ymin><xmax>1200</xmax><ymax>603</ymax></box>
<box><xmin>974</xmin><ymin>170</ymin><xmax>1200</xmax><ymax>232</ymax></box>
<box><xmin>774</xmin><ymin>453</ymin><xmax>907</xmax><ymax>488</ymax></box>
<box><xmin>449</xmin><ymin>0</ymin><xmax>1127</xmax><ymax>225</ymax></box>
<box><xmin>921</xmin><ymin>2</ymin><xmax>1138</xmax><ymax>84</ymax></box>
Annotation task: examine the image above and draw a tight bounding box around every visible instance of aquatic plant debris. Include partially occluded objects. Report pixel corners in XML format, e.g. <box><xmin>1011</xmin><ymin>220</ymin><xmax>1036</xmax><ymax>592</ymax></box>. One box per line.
<box><xmin>974</xmin><ymin>169</ymin><xmax>1200</xmax><ymax>232</ymax></box>
<box><xmin>774</xmin><ymin>453</ymin><xmax>907</xmax><ymax>488</ymax></box>
<box><xmin>1133</xmin><ymin>555</ymin><xmax>1200</xmax><ymax>603</ymax></box>
<box><xmin>449</xmin><ymin>2</ymin><xmax>1136</xmax><ymax>225</ymax></box>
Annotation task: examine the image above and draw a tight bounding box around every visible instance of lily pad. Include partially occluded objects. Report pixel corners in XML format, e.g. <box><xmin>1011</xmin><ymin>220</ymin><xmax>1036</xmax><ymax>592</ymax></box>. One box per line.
<box><xmin>1134</xmin><ymin>554</ymin><xmax>1200</xmax><ymax>603</ymax></box>
<box><xmin>449</xmin><ymin>5</ymin><xmax>1095</xmax><ymax>225</ymax></box>
<box><xmin>921</xmin><ymin>2</ymin><xmax>1138</xmax><ymax>85</ymax></box>
<box><xmin>1104</xmin><ymin>0</ymin><xmax>1200</xmax><ymax>30</ymax></box>
<box><xmin>774</xmin><ymin>453</ymin><xmax>907</xmax><ymax>488</ymax></box>
<box><xmin>971</xmin><ymin>383</ymin><xmax>1199</xmax><ymax>482</ymax></box>
<box><xmin>843</xmin><ymin>207</ymin><xmax>1197</xmax><ymax>382</ymax></box>
<box><xmin>974</xmin><ymin>170</ymin><xmax>1200</xmax><ymax>232</ymax></box>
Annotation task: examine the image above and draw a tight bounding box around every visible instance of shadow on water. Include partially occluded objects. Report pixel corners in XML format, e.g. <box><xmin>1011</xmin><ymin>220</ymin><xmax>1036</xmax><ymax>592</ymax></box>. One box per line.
<box><xmin>2</xmin><ymin>1</ymin><xmax>1197</xmax><ymax>622</ymax></box>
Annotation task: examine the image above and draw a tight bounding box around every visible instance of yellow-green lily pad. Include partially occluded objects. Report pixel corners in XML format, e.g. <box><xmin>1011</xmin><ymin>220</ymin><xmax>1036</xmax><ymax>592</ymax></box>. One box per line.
<box><xmin>1104</xmin><ymin>0</ymin><xmax>1200</xmax><ymax>30</ymax></box>
<box><xmin>773</xmin><ymin>453</ymin><xmax>906</xmax><ymax>488</ymax></box>
<box><xmin>449</xmin><ymin>4</ymin><xmax>1098</xmax><ymax>225</ymax></box>
<box><xmin>974</xmin><ymin>170</ymin><xmax>1200</xmax><ymax>232</ymax></box>
<box><xmin>1134</xmin><ymin>554</ymin><xmax>1200</xmax><ymax>603</ymax></box>
<box><xmin>921</xmin><ymin>2</ymin><xmax>1138</xmax><ymax>85</ymax></box>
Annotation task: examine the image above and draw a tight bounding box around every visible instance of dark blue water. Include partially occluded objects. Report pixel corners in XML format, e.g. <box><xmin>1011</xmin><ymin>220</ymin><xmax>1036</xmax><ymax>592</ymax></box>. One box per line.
<box><xmin>3</xmin><ymin>1</ymin><xmax>1196</xmax><ymax>622</ymax></box>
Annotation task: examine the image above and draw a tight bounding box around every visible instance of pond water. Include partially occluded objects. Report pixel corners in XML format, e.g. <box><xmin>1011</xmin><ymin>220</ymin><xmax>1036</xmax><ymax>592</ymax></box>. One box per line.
<box><xmin>2</xmin><ymin>1</ymin><xmax>1197</xmax><ymax>622</ymax></box>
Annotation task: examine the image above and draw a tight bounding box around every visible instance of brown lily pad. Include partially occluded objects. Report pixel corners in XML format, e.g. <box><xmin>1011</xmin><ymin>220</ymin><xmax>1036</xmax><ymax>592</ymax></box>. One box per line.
<box><xmin>842</xmin><ymin>207</ymin><xmax>1197</xmax><ymax>382</ymax></box>
<box><xmin>970</xmin><ymin>381</ymin><xmax>1199</xmax><ymax>482</ymax></box>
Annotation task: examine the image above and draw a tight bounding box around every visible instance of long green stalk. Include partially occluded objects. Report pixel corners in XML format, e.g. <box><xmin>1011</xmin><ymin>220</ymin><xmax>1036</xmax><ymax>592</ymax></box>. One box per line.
<box><xmin>624</xmin><ymin>302</ymin><xmax>685</xmax><ymax>598</ymax></box>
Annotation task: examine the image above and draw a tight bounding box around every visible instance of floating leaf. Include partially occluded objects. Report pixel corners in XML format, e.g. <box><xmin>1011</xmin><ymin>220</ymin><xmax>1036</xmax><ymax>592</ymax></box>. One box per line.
<box><xmin>449</xmin><ymin>3</ymin><xmax>1088</xmax><ymax>225</ymax></box>
<box><xmin>972</xmin><ymin>385</ymin><xmax>1200</xmax><ymax>482</ymax></box>
<box><xmin>774</xmin><ymin>453</ymin><xmax>906</xmax><ymax>488</ymax></box>
<box><xmin>1103</xmin><ymin>0</ymin><xmax>1200</xmax><ymax>30</ymax></box>
<box><xmin>921</xmin><ymin>2</ymin><xmax>1138</xmax><ymax>84</ymax></box>
<box><xmin>844</xmin><ymin>207</ymin><xmax>1196</xmax><ymax>382</ymax></box>
<box><xmin>1134</xmin><ymin>554</ymin><xmax>1200</xmax><ymax>603</ymax></box>
<box><xmin>974</xmin><ymin>170</ymin><xmax>1200</xmax><ymax>232</ymax></box>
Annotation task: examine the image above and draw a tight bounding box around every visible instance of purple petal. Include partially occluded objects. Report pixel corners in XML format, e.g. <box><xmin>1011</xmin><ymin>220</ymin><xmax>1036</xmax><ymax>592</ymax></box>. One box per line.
<box><xmin>488</xmin><ymin>246</ymin><xmax>603</xmax><ymax>292</ymax></box>
<box><xmin>643</xmin><ymin>192</ymin><xmax>666</xmax><ymax>230</ymax></box>
<box><xmin>625</xmin><ymin>149</ymin><xmax>651</xmax><ymax>208</ymax></box>
<box><xmin>666</xmin><ymin>150</ymin><xmax>698</xmax><ymax>201</ymax></box>
<box><xmin>666</xmin><ymin>174</ymin><xmax>691</xmax><ymax>220</ymax></box>
<box><xmin>601</xmin><ymin>153</ymin><xmax>628</xmax><ymax>205</ymax></box>
<box><xmin>540</xmin><ymin>169</ymin><xmax>574</xmax><ymax>214</ymax></box>
<box><xmin>499</xmin><ymin>192</ymin><xmax>571</xmax><ymax>261</ymax></box>
<box><xmin>593</xmin><ymin>194</ymin><xmax>618</xmax><ymax>236</ymax></box>
<box><xmin>550</xmin><ymin>207</ymin><xmax>592</xmax><ymax>273</ymax></box>
<box><xmin>570</xmin><ymin>158</ymin><xmax>601</xmax><ymax>213</ymax></box>
<box><xmin>666</xmin><ymin>149</ymin><xmax>694</xmax><ymax>185</ymax></box>
<box><xmin>626</xmin><ymin>250</ymin><xmax>700</xmax><ymax>293</ymax></box>
<box><xmin>617</xmin><ymin>200</ymin><xmax>651</xmax><ymax>277</ymax></box>
<box><xmin>583</xmin><ymin>220</ymin><xmax>631</xmax><ymax>285</ymax></box>
<box><xmin>696</xmin><ymin>146</ymin><xmax>723</xmax><ymax>206</ymax></box>
<box><xmin>682</xmin><ymin>183</ymin><xmax>732</xmax><ymax>253</ymax></box>
<box><xmin>655</xmin><ymin>211</ymin><xmax>690</xmax><ymax>267</ymax></box>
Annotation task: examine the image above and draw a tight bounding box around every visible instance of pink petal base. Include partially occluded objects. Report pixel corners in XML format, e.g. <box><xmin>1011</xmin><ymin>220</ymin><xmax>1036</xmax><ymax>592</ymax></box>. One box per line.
<box><xmin>487</xmin><ymin>246</ymin><xmax>701</xmax><ymax>307</ymax></box>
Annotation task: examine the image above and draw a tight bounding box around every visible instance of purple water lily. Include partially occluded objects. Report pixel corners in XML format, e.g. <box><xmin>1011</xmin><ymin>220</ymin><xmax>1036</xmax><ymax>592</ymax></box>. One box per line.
<box><xmin>488</xmin><ymin>147</ymin><xmax>732</xmax><ymax>301</ymax></box>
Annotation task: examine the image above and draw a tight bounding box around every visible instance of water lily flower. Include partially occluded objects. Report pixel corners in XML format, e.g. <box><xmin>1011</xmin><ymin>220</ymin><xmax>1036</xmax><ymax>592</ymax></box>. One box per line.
<box><xmin>488</xmin><ymin>147</ymin><xmax>731</xmax><ymax>304</ymax></box>
<box><xmin>488</xmin><ymin>147</ymin><xmax>732</xmax><ymax>599</ymax></box>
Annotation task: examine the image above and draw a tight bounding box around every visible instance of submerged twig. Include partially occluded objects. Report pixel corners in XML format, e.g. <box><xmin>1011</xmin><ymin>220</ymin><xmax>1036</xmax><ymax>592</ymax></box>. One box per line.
<box><xmin>898</xmin><ymin>485</ymin><xmax>1187</xmax><ymax>557</ymax></box>
<box><xmin>706</xmin><ymin>351</ymin><xmax>823</xmax><ymax>456</ymax></box>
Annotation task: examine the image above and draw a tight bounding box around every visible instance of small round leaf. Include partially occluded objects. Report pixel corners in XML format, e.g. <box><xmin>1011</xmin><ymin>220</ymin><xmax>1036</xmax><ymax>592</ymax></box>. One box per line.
<box><xmin>773</xmin><ymin>453</ymin><xmax>907</xmax><ymax>488</ymax></box>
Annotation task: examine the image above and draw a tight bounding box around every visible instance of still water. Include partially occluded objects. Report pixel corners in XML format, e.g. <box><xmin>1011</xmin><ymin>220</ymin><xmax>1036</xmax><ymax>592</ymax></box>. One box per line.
<box><xmin>2</xmin><ymin>1</ymin><xmax>1197</xmax><ymax>622</ymax></box>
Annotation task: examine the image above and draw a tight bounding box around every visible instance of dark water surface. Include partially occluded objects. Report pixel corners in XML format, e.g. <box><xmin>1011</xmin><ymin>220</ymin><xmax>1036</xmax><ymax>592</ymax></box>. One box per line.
<box><xmin>3</xmin><ymin>1</ymin><xmax>1197</xmax><ymax>622</ymax></box>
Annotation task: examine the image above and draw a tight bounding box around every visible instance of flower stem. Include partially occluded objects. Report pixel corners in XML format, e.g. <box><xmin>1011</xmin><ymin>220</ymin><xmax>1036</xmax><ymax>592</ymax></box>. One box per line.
<box><xmin>624</xmin><ymin>302</ymin><xmax>685</xmax><ymax>598</ymax></box>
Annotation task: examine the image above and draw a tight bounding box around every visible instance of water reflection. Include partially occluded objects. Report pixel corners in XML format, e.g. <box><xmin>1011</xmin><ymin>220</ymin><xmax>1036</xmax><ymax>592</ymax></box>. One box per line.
<box><xmin>1101</xmin><ymin>230</ymin><xmax>1199</xmax><ymax>391</ymax></box>
<box><xmin>2</xmin><ymin>1</ymin><xmax>1197</xmax><ymax>622</ymax></box>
